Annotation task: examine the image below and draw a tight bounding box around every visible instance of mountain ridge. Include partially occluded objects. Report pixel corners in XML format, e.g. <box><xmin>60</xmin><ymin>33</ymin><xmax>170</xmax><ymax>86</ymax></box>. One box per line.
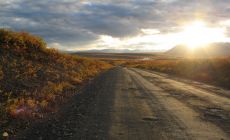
<box><xmin>166</xmin><ymin>43</ymin><xmax>230</xmax><ymax>57</ymax></box>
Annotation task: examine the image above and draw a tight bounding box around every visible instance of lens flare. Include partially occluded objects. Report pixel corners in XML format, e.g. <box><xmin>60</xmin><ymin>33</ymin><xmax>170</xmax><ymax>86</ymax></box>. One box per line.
<box><xmin>179</xmin><ymin>21</ymin><xmax>226</xmax><ymax>48</ymax></box>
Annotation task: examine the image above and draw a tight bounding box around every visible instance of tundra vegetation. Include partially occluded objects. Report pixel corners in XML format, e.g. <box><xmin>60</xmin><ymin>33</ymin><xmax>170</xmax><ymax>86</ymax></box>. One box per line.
<box><xmin>0</xmin><ymin>29</ymin><xmax>112</xmax><ymax>136</ymax></box>
<box><xmin>124</xmin><ymin>58</ymin><xmax>230</xmax><ymax>89</ymax></box>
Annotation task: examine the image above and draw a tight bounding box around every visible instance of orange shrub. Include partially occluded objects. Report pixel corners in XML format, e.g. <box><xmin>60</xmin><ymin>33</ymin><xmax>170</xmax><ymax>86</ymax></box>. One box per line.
<box><xmin>125</xmin><ymin>58</ymin><xmax>230</xmax><ymax>89</ymax></box>
<box><xmin>0</xmin><ymin>29</ymin><xmax>112</xmax><ymax>123</ymax></box>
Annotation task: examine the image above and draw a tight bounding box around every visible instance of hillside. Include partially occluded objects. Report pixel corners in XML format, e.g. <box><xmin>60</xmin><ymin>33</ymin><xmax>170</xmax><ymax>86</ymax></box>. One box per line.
<box><xmin>0</xmin><ymin>29</ymin><xmax>112</xmax><ymax>136</ymax></box>
<box><xmin>166</xmin><ymin>43</ymin><xmax>230</xmax><ymax>57</ymax></box>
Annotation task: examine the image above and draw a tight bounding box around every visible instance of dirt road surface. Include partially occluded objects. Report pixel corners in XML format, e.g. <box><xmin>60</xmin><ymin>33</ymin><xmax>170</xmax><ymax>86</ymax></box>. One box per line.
<box><xmin>14</xmin><ymin>67</ymin><xmax>230</xmax><ymax>140</ymax></box>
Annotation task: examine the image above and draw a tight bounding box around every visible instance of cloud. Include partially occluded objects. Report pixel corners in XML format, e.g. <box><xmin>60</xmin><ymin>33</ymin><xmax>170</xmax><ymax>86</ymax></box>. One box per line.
<box><xmin>0</xmin><ymin>0</ymin><xmax>229</xmax><ymax>51</ymax></box>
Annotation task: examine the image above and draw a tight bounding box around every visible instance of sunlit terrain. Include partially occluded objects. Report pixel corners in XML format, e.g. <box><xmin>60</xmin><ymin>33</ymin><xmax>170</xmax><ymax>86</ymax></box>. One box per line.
<box><xmin>0</xmin><ymin>0</ymin><xmax>230</xmax><ymax>140</ymax></box>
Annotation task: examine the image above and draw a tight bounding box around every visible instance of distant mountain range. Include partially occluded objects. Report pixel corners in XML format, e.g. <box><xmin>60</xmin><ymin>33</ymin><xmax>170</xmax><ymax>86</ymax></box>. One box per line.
<box><xmin>73</xmin><ymin>49</ymin><xmax>163</xmax><ymax>53</ymax></box>
<box><xmin>166</xmin><ymin>43</ymin><xmax>230</xmax><ymax>57</ymax></box>
<box><xmin>70</xmin><ymin>43</ymin><xmax>230</xmax><ymax>57</ymax></box>
<box><xmin>77</xmin><ymin>49</ymin><xmax>140</xmax><ymax>53</ymax></box>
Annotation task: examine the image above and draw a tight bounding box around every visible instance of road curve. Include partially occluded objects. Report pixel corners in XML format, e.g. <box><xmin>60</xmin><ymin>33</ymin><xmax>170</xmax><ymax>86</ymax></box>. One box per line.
<box><xmin>14</xmin><ymin>67</ymin><xmax>230</xmax><ymax>140</ymax></box>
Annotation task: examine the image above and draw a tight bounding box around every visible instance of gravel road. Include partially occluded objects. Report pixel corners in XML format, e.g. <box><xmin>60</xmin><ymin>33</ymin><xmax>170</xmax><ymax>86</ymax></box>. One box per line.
<box><xmin>14</xmin><ymin>67</ymin><xmax>230</xmax><ymax>140</ymax></box>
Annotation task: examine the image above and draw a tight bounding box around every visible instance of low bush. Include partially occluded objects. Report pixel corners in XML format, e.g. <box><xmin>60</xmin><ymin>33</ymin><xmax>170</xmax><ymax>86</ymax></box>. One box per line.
<box><xmin>0</xmin><ymin>29</ymin><xmax>112</xmax><ymax>135</ymax></box>
<box><xmin>125</xmin><ymin>58</ymin><xmax>230</xmax><ymax>89</ymax></box>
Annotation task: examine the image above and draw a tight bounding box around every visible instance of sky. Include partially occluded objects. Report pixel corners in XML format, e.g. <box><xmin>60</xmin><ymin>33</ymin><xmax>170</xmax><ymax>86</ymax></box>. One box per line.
<box><xmin>0</xmin><ymin>0</ymin><xmax>230</xmax><ymax>51</ymax></box>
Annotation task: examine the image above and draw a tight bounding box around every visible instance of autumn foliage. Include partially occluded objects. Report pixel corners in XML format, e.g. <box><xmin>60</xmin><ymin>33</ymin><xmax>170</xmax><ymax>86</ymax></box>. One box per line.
<box><xmin>0</xmin><ymin>29</ymin><xmax>112</xmax><ymax>134</ymax></box>
<box><xmin>125</xmin><ymin>58</ymin><xmax>230</xmax><ymax>89</ymax></box>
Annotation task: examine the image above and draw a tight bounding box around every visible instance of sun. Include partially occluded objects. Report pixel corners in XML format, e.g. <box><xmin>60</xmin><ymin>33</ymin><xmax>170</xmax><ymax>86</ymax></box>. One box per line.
<box><xmin>179</xmin><ymin>20</ymin><xmax>226</xmax><ymax>49</ymax></box>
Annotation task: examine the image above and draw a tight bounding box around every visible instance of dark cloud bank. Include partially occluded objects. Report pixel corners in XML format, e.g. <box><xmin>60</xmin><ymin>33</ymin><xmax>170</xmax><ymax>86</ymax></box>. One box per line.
<box><xmin>0</xmin><ymin>0</ymin><xmax>229</xmax><ymax>50</ymax></box>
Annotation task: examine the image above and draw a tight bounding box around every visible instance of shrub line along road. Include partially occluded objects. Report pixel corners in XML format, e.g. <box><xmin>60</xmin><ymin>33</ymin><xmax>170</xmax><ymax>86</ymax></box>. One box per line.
<box><xmin>15</xmin><ymin>67</ymin><xmax>230</xmax><ymax>140</ymax></box>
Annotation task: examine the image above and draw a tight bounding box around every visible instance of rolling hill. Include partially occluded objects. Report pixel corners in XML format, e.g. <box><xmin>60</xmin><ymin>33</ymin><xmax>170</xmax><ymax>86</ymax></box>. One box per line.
<box><xmin>0</xmin><ymin>29</ymin><xmax>111</xmax><ymax>135</ymax></box>
<box><xmin>166</xmin><ymin>43</ymin><xmax>230</xmax><ymax>57</ymax></box>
